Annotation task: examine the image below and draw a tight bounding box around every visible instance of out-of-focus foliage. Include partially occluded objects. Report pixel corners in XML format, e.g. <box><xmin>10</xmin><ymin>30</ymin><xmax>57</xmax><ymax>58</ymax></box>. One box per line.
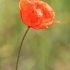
<box><xmin>0</xmin><ymin>0</ymin><xmax>70</xmax><ymax>70</ymax></box>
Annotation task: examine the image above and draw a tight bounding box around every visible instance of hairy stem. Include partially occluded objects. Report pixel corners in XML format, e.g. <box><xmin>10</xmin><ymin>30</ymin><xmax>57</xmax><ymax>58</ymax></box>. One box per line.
<box><xmin>16</xmin><ymin>26</ymin><xmax>30</xmax><ymax>70</ymax></box>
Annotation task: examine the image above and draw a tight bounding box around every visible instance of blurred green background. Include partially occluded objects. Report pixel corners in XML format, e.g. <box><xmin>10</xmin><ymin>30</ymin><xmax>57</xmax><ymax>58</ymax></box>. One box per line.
<box><xmin>0</xmin><ymin>0</ymin><xmax>70</xmax><ymax>70</ymax></box>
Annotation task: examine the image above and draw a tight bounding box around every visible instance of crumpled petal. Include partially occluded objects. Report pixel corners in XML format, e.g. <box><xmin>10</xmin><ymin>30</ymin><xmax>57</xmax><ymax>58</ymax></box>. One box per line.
<box><xmin>31</xmin><ymin>21</ymin><xmax>60</xmax><ymax>29</ymax></box>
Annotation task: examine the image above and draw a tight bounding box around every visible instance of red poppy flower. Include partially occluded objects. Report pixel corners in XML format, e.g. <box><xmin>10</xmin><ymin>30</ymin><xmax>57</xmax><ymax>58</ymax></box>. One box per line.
<box><xmin>19</xmin><ymin>0</ymin><xmax>59</xmax><ymax>29</ymax></box>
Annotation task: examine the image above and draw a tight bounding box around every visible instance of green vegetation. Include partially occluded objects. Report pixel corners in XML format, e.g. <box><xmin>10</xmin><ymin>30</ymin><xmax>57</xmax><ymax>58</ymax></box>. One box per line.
<box><xmin>0</xmin><ymin>0</ymin><xmax>70</xmax><ymax>70</ymax></box>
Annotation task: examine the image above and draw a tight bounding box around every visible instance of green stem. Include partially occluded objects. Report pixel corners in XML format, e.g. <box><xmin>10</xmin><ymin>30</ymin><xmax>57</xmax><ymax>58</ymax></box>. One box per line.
<box><xmin>16</xmin><ymin>26</ymin><xmax>30</xmax><ymax>70</ymax></box>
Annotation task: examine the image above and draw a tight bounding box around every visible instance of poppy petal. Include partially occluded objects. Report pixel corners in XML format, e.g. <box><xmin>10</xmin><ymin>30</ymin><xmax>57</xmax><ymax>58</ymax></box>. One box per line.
<box><xmin>31</xmin><ymin>21</ymin><xmax>60</xmax><ymax>29</ymax></box>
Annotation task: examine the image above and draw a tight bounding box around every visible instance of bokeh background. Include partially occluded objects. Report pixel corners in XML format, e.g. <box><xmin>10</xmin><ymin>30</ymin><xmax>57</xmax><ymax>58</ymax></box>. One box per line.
<box><xmin>0</xmin><ymin>0</ymin><xmax>70</xmax><ymax>70</ymax></box>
